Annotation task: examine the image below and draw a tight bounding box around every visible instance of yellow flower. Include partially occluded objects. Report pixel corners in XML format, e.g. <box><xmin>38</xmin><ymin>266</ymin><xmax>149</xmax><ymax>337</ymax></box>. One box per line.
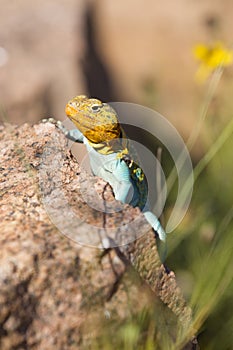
<box><xmin>193</xmin><ymin>42</ymin><xmax>233</xmax><ymax>82</ymax></box>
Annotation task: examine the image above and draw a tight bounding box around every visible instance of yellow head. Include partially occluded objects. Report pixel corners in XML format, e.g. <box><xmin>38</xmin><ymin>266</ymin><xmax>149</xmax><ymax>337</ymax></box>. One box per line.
<box><xmin>65</xmin><ymin>95</ymin><xmax>121</xmax><ymax>144</ymax></box>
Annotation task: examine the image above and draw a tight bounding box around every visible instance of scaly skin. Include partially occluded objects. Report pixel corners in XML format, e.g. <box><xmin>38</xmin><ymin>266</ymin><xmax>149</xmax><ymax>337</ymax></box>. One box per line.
<box><xmin>65</xmin><ymin>95</ymin><xmax>166</xmax><ymax>241</ymax></box>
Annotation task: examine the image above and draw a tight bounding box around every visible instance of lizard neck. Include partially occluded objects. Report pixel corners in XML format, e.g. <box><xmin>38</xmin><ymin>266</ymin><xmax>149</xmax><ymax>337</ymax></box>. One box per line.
<box><xmin>87</xmin><ymin>130</ymin><xmax>129</xmax><ymax>156</ymax></box>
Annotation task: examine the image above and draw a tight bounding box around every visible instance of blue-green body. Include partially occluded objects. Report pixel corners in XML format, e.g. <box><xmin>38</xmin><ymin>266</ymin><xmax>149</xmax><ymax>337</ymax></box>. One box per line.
<box><xmin>64</xmin><ymin>127</ymin><xmax>166</xmax><ymax>241</ymax></box>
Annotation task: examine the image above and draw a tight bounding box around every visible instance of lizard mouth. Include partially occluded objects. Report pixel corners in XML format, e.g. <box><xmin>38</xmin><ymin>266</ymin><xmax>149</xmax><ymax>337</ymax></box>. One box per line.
<box><xmin>65</xmin><ymin>104</ymin><xmax>95</xmax><ymax>128</ymax></box>
<box><xmin>65</xmin><ymin>104</ymin><xmax>78</xmax><ymax>117</ymax></box>
<box><xmin>67</xmin><ymin>113</ymin><xmax>95</xmax><ymax>132</ymax></box>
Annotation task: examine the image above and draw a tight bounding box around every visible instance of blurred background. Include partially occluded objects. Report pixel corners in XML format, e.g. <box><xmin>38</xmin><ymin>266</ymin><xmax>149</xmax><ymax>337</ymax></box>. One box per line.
<box><xmin>1</xmin><ymin>0</ymin><xmax>233</xmax><ymax>349</ymax></box>
<box><xmin>1</xmin><ymin>0</ymin><xmax>232</xmax><ymax>145</ymax></box>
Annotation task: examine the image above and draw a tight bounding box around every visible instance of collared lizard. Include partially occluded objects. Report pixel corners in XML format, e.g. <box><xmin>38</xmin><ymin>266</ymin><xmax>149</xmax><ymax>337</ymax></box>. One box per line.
<box><xmin>61</xmin><ymin>94</ymin><xmax>166</xmax><ymax>242</ymax></box>
<box><xmin>42</xmin><ymin>96</ymin><xmax>197</xmax><ymax>346</ymax></box>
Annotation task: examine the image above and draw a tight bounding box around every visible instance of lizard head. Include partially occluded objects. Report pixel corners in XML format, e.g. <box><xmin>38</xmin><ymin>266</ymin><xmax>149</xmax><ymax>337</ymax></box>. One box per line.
<box><xmin>65</xmin><ymin>95</ymin><xmax>122</xmax><ymax>144</ymax></box>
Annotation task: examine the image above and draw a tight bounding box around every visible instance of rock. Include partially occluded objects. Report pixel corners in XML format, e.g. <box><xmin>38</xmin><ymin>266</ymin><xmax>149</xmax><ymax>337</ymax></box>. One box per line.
<box><xmin>0</xmin><ymin>123</ymin><xmax>154</xmax><ymax>349</ymax></box>
<box><xmin>0</xmin><ymin>122</ymin><xmax>198</xmax><ymax>349</ymax></box>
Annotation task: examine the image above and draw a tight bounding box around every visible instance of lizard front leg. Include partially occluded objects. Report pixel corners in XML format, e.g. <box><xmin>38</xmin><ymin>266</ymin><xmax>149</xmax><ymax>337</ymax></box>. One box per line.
<box><xmin>42</xmin><ymin>118</ymin><xmax>84</xmax><ymax>143</ymax></box>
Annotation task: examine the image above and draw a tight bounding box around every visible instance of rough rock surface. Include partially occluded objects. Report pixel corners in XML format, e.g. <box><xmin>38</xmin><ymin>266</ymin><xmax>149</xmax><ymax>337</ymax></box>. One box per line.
<box><xmin>0</xmin><ymin>122</ymin><xmax>198</xmax><ymax>349</ymax></box>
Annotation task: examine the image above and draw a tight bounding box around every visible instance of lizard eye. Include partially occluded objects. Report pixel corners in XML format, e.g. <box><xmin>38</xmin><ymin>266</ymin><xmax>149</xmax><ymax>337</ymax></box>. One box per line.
<box><xmin>91</xmin><ymin>104</ymin><xmax>102</xmax><ymax>112</ymax></box>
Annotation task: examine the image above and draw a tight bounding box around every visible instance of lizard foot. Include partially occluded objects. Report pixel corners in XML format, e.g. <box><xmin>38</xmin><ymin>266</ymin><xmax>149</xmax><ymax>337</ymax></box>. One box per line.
<box><xmin>41</xmin><ymin>118</ymin><xmax>68</xmax><ymax>134</ymax></box>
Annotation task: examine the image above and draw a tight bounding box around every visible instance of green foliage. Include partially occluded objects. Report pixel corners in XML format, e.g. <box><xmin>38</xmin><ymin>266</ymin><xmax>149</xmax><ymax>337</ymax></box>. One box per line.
<box><xmin>93</xmin><ymin>50</ymin><xmax>233</xmax><ymax>349</ymax></box>
<box><xmin>167</xmin><ymin>100</ymin><xmax>233</xmax><ymax>348</ymax></box>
